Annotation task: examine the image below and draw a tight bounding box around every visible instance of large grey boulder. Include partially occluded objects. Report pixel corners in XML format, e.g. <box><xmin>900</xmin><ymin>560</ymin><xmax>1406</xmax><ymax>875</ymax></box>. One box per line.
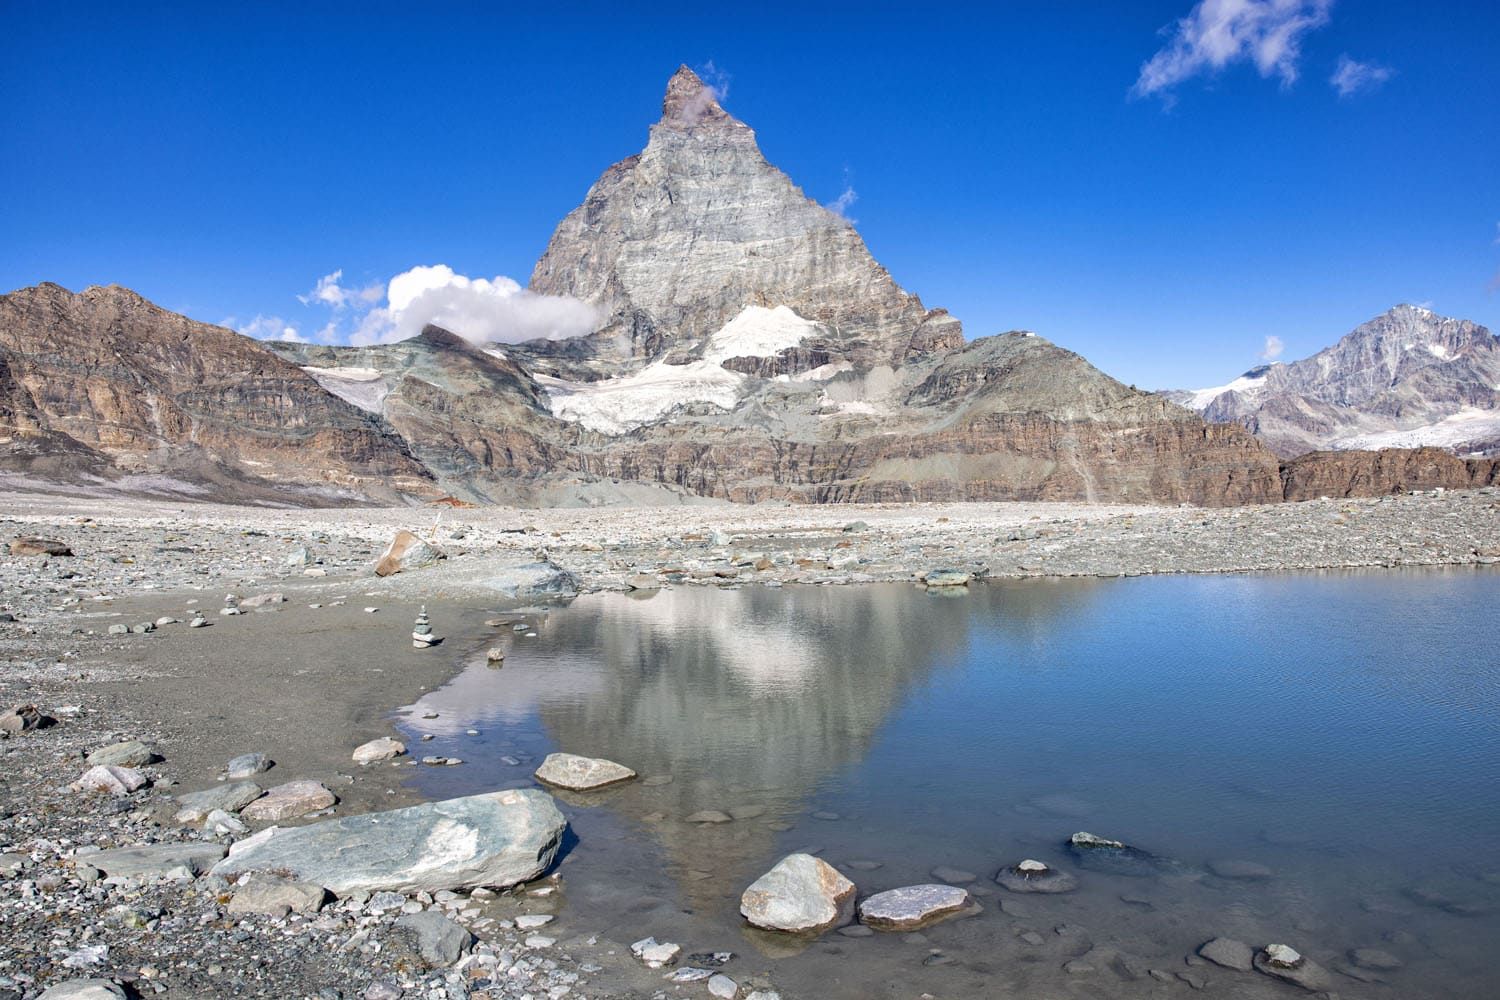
<box><xmin>174</xmin><ymin>780</ymin><xmax>264</xmax><ymax>824</ymax></box>
<box><xmin>396</xmin><ymin>910</ymin><xmax>474</xmax><ymax>965</ymax></box>
<box><xmin>476</xmin><ymin>560</ymin><xmax>579</xmax><ymax>601</ymax></box>
<box><xmin>38</xmin><ymin>981</ymin><xmax>127</xmax><ymax>1000</ymax></box>
<box><xmin>85</xmin><ymin>740</ymin><xmax>158</xmax><ymax>767</ymax></box>
<box><xmin>857</xmin><ymin>884</ymin><xmax>973</xmax><ymax>931</ymax></box>
<box><xmin>534</xmin><ymin>752</ymin><xmax>636</xmax><ymax>791</ymax></box>
<box><xmin>211</xmin><ymin>788</ymin><xmax>565</xmax><ymax>894</ymax></box>
<box><xmin>739</xmin><ymin>853</ymin><xmax>855</xmax><ymax>935</ymax></box>
<box><xmin>90</xmin><ymin>842</ymin><xmax>227</xmax><ymax>878</ymax></box>
<box><xmin>374</xmin><ymin>530</ymin><xmax>444</xmax><ymax>577</ymax></box>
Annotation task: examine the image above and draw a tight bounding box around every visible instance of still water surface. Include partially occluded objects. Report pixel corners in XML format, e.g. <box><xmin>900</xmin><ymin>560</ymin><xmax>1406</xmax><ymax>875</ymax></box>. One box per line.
<box><xmin>401</xmin><ymin>570</ymin><xmax>1500</xmax><ymax>998</ymax></box>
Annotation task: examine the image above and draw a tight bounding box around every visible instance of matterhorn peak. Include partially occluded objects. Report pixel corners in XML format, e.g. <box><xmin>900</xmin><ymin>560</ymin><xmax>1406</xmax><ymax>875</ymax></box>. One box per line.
<box><xmin>660</xmin><ymin>64</ymin><xmax>731</xmax><ymax>128</ymax></box>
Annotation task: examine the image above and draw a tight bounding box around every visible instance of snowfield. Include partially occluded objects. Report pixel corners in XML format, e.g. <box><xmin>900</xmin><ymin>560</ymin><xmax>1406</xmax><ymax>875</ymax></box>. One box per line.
<box><xmin>542</xmin><ymin>305</ymin><xmax>826</xmax><ymax>434</ymax></box>
<box><xmin>1334</xmin><ymin>407</ymin><xmax>1500</xmax><ymax>452</ymax></box>
<box><xmin>300</xmin><ymin>366</ymin><xmax>390</xmax><ymax>413</ymax></box>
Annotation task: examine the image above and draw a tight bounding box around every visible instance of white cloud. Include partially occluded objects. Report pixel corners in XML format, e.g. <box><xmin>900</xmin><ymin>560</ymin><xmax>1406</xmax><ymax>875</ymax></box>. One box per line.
<box><xmin>1133</xmin><ymin>0</ymin><xmax>1334</xmax><ymax>102</ymax></box>
<box><xmin>1260</xmin><ymin>334</ymin><xmax>1284</xmax><ymax>361</ymax></box>
<box><xmin>676</xmin><ymin>60</ymin><xmax>731</xmax><ymax>124</ymax></box>
<box><xmin>232</xmin><ymin>314</ymin><xmax>305</xmax><ymax>343</ymax></box>
<box><xmin>298</xmin><ymin>269</ymin><xmax>383</xmax><ymax>309</ymax></box>
<box><xmin>1330</xmin><ymin>55</ymin><xmax>1393</xmax><ymax>97</ymax></box>
<box><xmin>349</xmin><ymin>265</ymin><xmax>600</xmax><ymax>346</ymax></box>
<box><xmin>824</xmin><ymin>185</ymin><xmax>858</xmax><ymax>222</ymax></box>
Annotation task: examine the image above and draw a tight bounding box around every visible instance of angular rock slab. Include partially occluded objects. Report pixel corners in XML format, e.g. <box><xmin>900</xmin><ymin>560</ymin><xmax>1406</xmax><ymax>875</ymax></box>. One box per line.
<box><xmin>85</xmin><ymin>740</ymin><xmax>158</xmax><ymax>768</ymax></box>
<box><xmin>740</xmin><ymin>853</ymin><xmax>855</xmax><ymax>935</ymax></box>
<box><xmin>90</xmin><ymin>842</ymin><xmax>227</xmax><ymax>878</ymax></box>
<box><xmin>534</xmin><ymin>752</ymin><xmax>636</xmax><ymax>791</ymax></box>
<box><xmin>227</xmin><ymin>874</ymin><xmax>329</xmax><ymax>916</ymax></box>
<box><xmin>396</xmin><ymin>910</ymin><xmax>474</xmax><ymax>966</ymax></box>
<box><xmin>211</xmin><ymin>788</ymin><xmax>565</xmax><ymax>895</ymax></box>
<box><xmin>374</xmin><ymin>530</ymin><xmax>444</xmax><ymax>577</ymax></box>
<box><xmin>72</xmin><ymin>765</ymin><xmax>147</xmax><ymax>796</ymax></box>
<box><xmin>857</xmin><ymin>884</ymin><xmax>973</xmax><ymax>931</ymax></box>
<box><xmin>174</xmin><ymin>780</ymin><xmax>264</xmax><ymax>824</ymax></box>
<box><xmin>1254</xmin><ymin>946</ymin><xmax>1332</xmax><ymax>992</ymax></box>
<box><xmin>239</xmin><ymin>779</ymin><xmax>337</xmax><ymax>822</ymax></box>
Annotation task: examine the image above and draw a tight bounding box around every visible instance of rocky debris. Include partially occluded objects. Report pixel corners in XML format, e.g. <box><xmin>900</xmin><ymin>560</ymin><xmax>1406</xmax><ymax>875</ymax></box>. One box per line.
<box><xmin>212</xmin><ymin>788</ymin><xmax>565</xmax><ymax>894</ymax></box>
<box><xmin>629</xmin><ymin>937</ymin><xmax>681</xmax><ymax>969</ymax></box>
<box><xmin>238</xmin><ymin>779</ymin><xmax>338</xmax><ymax>822</ymax></box>
<box><xmin>9</xmin><ymin>536</ymin><xmax>73</xmax><ymax>557</ymax></box>
<box><xmin>1198</xmin><ymin>936</ymin><xmax>1254</xmax><ymax>971</ymax></box>
<box><xmin>352</xmin><ymin>736</ymin><xmax>406</xmax><ymax>764</ymax></box>
<box><xmin>1</xmin><ymin>703</ymin><xmax>53</xmax><ymax>734</ymax></box>
<box><xmin>374</xmin><ymin>529</ymin><xmax>444</xmax><ymax>577</ymax></box>
<box><xmin>477</xmin><ymin>559</ymin><xmax>580</xmax><ymax>601</ymax></box>
<box><xmin>224</xmin><ymin>751</ymin><xmax>272</xmax><ymax>778</ymax></box>
<box><xmin>1254</xmin><ymin>943</ymin><xmax>1331</xmax><ymax>992</ymax></box>
<box><xmin>533</xmin><ymin>751</ymin><xmax>636</xmax><ymax>791</ymax></box>
<box><xmin>226</xmin><ymin>873</ymin><xmax>329</xmax><ymax>916</ymax></box>
<box><xmin>71</xmin><ymin>764</ymin><xmax>147</xmax><ymax>796</ymax></box>
<box><xmin>411</xmin><ymin>605</ymin><xmax>439</xmax><ymax>648</ymax></box>
<box><xmin>856</xmin><ymin>884</ymin><xmax>973</xmax><ymax>931</ymax></box>
<box><xmin>740</xmin><ymin>853</ymin><xmax>855</xmax><ymax>935</ymax></box>
<box><xmin>396</xmin><ymin>910</ymin><xmax>474</xmax><ymax>966</ymax></box>
<box><xmin>37</xmin><ymin>981</ymin><xmax>127</xmax><ymax>999</ymax></box>
<box><xmin>89</xmin><ymin>841</ymin><xmax>228</xmax><ymax>878</ymax></box>
<box><xmin>173</xmin><ymin>780</ymin><xmax>264</xmax><ymax>824</ymax></box>
<box><xmin>995</xmin><ymin>859</ymin><xmax>1078</xmax><ymax>893</ymax></box>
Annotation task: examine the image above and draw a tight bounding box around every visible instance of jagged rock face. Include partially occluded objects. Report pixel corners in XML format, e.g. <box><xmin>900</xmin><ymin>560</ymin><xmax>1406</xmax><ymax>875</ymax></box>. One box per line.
<box><xmin>269</xmin><ymin>328</ymin><xmax>575</xmax><ymax>502</ymax></box>
<box><xmin>1280</xmin><ymin>447</ymin><xmax>1499</xmax><ymax>501</ymax></box>
<box><xmin>1175</xmin><ymin>306</ymin><xmax>1500</xmax><ymax>458</ymax></box>
<box><xmin>527</xmin><ymin>66</ymin><xmax>962</xmax><ymax>367</ymax></box>
<box><xmin>0</xmin><ymin>283</ymin><xmax>433</xmax><ymax>500</ymax></box>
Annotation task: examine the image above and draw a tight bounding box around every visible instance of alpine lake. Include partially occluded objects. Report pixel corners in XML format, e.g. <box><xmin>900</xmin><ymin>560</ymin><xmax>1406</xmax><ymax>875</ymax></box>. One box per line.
<box><xmin>399</xmin><ymin>569</ymin><xmax>1500</xmax><ymax>999</ymax></box>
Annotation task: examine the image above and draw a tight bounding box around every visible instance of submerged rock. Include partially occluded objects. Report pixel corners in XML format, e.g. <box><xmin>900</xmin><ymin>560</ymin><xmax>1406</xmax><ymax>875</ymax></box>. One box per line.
<box><xmin>1254</xmin><ymin>944</ymin><xmax>1331</xmax><ymax>992</ymax></box>
<box><xmin>995</xmin><ymin>859</ymin><xmax>1078</xmax><ymax>894</ymax></box>
<box><xmin>1198</xmin><ymin>937</ymin><xmax>1254</xmax><ymax>971</ymax></box>
<box><xmin>740</xmin><ymin>853</ymin><xmax>855</xmax><ymax>935</ymax></box>
<box><xmin>534</xmin><ymin>752</ymin><xmax>636</xmax><ymax>791</ymax></box>
<box><xmin>1208</xmin><ymin>859</ymin><xmax>1274</xmax><ymax>880</ymax></box>
<box><xmin>211</xmin><ymin>788</ymin><xmax>565</xmax><ymax>894</ymax></box>
<box><xmin>857</xmin><ymin>884</ymin><xmax>973</xmax><ymax>931</ymax></box>
<box><xmin>1065</xmin><ymin>832</ymin><xmax>1177</xmax><ymax>877</ymax></box>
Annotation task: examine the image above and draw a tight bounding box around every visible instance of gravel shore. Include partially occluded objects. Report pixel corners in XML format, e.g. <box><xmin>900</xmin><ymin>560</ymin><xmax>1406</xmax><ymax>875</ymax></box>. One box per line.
<box><xmin>1</xmin><ymin>487</ymin><xmax>1495</xmax><ymax>1000</ymax></box>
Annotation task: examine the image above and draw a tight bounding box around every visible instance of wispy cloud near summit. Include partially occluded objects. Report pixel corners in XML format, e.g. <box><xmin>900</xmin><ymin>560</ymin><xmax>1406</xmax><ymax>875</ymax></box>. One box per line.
<box><xmin>1132</xmin><ymin>0</ymin><xmax>1334</xmax><ymax>103</ymax></box>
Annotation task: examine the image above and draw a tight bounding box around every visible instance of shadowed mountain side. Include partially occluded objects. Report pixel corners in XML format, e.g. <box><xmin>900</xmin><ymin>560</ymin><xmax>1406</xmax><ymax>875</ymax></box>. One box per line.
<box><xmin>0</xmin><ymin>282</ymin><xmax>434</xmax><ymax>503</ymax></box>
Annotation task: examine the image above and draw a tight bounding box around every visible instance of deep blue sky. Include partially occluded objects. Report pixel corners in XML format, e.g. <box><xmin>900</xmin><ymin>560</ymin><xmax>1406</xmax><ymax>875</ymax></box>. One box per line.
<box><xmin>3</xmin><ymin>2</ymin><xmax>1497</xmax><ymax>388</ymax></box>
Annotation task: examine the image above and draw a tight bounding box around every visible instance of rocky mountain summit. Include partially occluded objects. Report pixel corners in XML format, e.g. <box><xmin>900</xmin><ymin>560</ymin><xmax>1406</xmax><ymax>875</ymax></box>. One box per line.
<box><xmin>6</xmin><ymin>70</ymin><xmax>1497</xmax><ymax>506</ymax></box>
<box><xmin>1169</xmin><ymin>305</ymin><xmax>1500</xmax><ymax>458</ymax></box>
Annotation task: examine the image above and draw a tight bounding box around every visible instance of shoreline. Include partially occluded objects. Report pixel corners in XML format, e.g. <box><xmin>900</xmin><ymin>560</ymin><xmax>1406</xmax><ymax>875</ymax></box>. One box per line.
<box><xmin>1</xmin><ymin>488</ymin><xmax>1496</xmax><ymax>998</ymax></box>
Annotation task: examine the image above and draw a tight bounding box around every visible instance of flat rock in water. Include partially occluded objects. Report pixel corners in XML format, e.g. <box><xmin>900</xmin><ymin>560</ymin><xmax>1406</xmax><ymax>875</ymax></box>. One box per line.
<box><xmin>226</xmin><ymin>873</ymin><xmax>329</xmax><ymax>916</ymax></box>
<box><xmin>857</xmin><ymin>884</ymin><xmax>973</xmax><ymax>931</ymax></box>
<box><xmin>534</xmin><ymin>752</ymin><xmax>636</xmax><ymax>791</ymax></box>
<box><xmin>1254</xmin><ymin>945</ymin><xmax>1331</xmax><ymax>992</ymax></box>
<box><xmin>91</xmin><ymin>842</ymin><xmax>227</xmax><ymax>878</ymax></box>
<box><xmin>1198</xmin><ymin>937</ymin><xmax>1254</xmax><ymax>971</ymax></box>
<box><xmin>396</xmin><ymin>910</ymin><xmax>473</xmax><ymax>966</ymax></box>
<box><xmin>995</xmin><ymin>860</ymin><xmax>1078</xmax><ymax>894</ymax></box>
<box><xmin>923</xmin><ymin>568</ymin><xmax>971</xmax><ymax>587</ymax></box>
<box><xmin>174</xmin><ymin>780</ymin><xmax>264</xmax><ymax>824</ymax></box>
<box><xmin>239</xmin><ymin>779</ymin><xmax>337</xmax><ymax>822</ymax></box>
<box><xmin>740</xmin><ymin>852</ymin><xmax>855</xmax><ymax>935</ymax></box>
<box><xmin>352</xmin><ymin>737</ymin><xmax>406</xmax><ymax>764</ymax></box>
<box><xmin>211</xmin><ymin>788</ymin><xmax>565</xmax><ymax>894</ymax></box>
<box><xmin>72</xmin><ymin>765</ymin><xmax>146</xmax><ymax>796</ymax></box>
<box><xmin>37</xmin><ymin>981</ymin><xmax>126</xmax><ymax>1000</ymax></box>
<box><xmin>85</xmin><ymin>740</ymin><xmax>158</xmax><ymax>768</ymax></box>
<box><xmin>686</xmin><ymin>810</ymin><xmax>734</xmax><ymax>824</ymax></box>
<box><xmin>1349</xmin><ymin>947</ymin><xmax>1403</xmax><ymax>970</ymax></box>
<box><xmin>931</xmin><ymin>866</ymin><xmax>977</xmax><ymax>884</ymax></box>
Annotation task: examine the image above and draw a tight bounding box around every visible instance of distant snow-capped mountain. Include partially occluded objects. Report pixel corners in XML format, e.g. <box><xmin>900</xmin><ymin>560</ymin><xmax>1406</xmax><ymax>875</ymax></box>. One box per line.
<box><xmin>1167</xmin><ymin>305</ymin><xmax>1500</xmax><ymax>458</ymax></box>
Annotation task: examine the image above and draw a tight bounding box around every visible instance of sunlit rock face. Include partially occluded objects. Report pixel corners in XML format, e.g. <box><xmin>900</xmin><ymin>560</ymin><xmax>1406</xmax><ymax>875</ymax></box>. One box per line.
<box><xmin>527</xmin><ymin>66</ymin><xmax>962</xmax><ymax>368</ymax></box>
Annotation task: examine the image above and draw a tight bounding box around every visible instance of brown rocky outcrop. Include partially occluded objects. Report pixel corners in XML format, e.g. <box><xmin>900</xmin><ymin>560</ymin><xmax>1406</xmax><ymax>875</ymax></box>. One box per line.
<box><xmin>1280</xmin><ymin>447</ymin><xmax>1500</xmax><ymax>501</ymax></box>
<box><xmin>0</xmin><ymin>283</ymin><xmax>434</xmax><ymax>501</ymax></box>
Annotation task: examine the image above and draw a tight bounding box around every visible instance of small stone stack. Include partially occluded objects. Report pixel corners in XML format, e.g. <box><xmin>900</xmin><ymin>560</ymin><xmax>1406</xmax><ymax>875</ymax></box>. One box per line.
<box><xmin>189</xmin><ymin>610</ymin><xmax>207</xmax><ymax>628</ymax></box>
<box><xmin>221</xmin><ymin>594</ymin><xmax>242</xmax><ymax>616</ymax></box>
<box><xmin>411</xmin><ymin>607</ymin><xmax>437</xmax><ymax>649</ymax></box>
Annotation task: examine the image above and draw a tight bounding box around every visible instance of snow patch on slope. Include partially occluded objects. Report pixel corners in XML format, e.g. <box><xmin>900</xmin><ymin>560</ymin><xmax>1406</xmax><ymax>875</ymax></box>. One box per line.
<box><xmin>1334</xmin><ymin>407</ymin><xmax>1500</xmax><ymax>452</ymax></box>
<box><xmin>543</xmin><ymin>306</ymin><xmax>825</xmax><ymax>434</ymax></box>
<box><xmin>301</xmin><ymin>366</ymin><xmax>390</xmax><ymax>413</ymax></box>
<box><xmin>1183</xmin><ymin>372</ymin><xmax>1269</xmax><ymax>411</ymax></box>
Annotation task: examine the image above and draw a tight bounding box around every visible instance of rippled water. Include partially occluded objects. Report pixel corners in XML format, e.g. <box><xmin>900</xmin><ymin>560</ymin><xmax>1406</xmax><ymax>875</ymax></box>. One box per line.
<box><xmin>401</xmin><ymin>570</ymin><xmax>1500</xmax><ymax>999</ymax></box>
